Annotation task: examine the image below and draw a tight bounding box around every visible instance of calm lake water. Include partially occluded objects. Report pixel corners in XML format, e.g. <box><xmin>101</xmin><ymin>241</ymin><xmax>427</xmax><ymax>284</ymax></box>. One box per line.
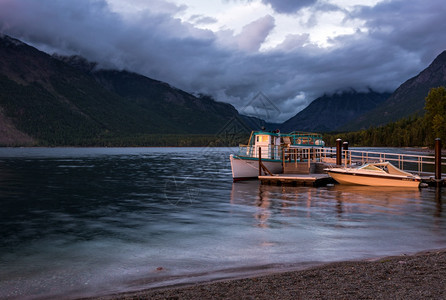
<box><xmin>0</xmin><ymin>147</ymin><xmax>445</xmax><ymax>299</ymax></box>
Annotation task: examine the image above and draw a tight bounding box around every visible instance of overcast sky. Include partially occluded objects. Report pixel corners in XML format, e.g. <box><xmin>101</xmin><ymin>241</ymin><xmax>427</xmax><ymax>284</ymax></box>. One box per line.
<box><xmin>1</xmin><ymin>0</ymin><xmax>445</xmax><ymax>122</ymax></box>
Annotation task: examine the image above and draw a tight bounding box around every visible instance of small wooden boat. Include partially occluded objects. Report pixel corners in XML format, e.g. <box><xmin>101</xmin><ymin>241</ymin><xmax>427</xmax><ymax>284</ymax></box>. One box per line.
<box><xmin>326</xmin><ymin>162</ymin><xmax>421</xmax><ymax>188</ymax></box>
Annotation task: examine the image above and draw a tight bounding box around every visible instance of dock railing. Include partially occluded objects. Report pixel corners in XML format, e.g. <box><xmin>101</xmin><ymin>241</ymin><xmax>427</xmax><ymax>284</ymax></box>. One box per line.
<box><xmin>238</xmin><ymin>145</ymin><xmax>446</xmax><ymax>178</ymax></box>
<box><xmin>340</xmin><ymin>149</ymin><xmax>446</xmax><ymax>177</ymax></box>
<box><xmin>316</xmin><ymin>147</ymin><xmax>446</xmax><ymax>178</ymax></box>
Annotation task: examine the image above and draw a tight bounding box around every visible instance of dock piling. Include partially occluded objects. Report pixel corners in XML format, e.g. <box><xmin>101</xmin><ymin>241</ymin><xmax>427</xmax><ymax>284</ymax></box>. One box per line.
<box><xmin>336</xmin><ymin>139</ymin><xmax>342</xmax><ymax>165</ymax></box>
<box><xmin>258</xmin><ymin>147</ymin><xmax>273</xmax><ymax>176</ymax></box>
<box><xmin>259</xmin><ymin>147</ymin><xmax>262</xmax><ymax>176</ymax></box>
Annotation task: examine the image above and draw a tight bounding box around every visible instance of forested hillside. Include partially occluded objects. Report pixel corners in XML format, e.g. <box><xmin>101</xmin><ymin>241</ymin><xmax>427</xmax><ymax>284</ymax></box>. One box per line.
<box><xmin>324</xmin><ymin>87</ymin><xmax>446</xmax><ymax>148</ymax></box>
<box><xmin>0</xmin><ymin>35</ymin><xmax>240</xmax><ymax>146</ymax></box>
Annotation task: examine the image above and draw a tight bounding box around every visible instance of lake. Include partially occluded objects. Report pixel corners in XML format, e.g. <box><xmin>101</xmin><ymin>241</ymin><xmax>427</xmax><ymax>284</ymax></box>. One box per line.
<box><xmin>0</xmin><ymin>147</ymin><xmax>445</xmax><ymax>299</ymax></box>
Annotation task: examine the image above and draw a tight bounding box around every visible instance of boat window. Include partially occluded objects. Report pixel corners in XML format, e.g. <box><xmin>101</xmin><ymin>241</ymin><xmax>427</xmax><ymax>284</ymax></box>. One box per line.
<box><xmin>256</xmin><ymin>135</ymin><xmax>269</xmax><ymax>143</ymax></box>
<box><xmin>362</xmin><ymin>165</ymin><xmax>382</xmax><ymax>171</ymax></box>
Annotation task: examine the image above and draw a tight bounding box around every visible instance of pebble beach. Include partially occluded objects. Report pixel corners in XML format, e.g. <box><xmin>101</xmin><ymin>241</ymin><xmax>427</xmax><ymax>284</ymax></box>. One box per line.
<box><xmin>93</xmin><ymin>249</ymin><xmax>446</xmax><ymax>300</ymax></box>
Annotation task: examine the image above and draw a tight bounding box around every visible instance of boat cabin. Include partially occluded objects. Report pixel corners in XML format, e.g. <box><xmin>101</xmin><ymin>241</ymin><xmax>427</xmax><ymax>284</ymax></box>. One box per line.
<box><xmin>246</xmin><ymin>131</ymin><xmax>325</xmax><ymax>160</ymax></box>
<box><xmin>249</xmin><ymin>132</ymin><xmax>281</xmax><ymax>159</ymax></box>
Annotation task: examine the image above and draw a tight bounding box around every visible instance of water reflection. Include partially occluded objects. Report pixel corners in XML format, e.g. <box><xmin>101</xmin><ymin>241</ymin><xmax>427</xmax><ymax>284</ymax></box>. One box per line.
<box><xmin>330</xmin><ymin>185</ymin><xmax>421</xmax><ymax>215</ymax></box>
<box><xmin>1</xmin><ymin>148</ymin><xmax>446</xmax><ymax>299</ymax></box>
<box><xmin>230</xmin><ymin>181</ymin><xmax>443</xmax><ymax>228</ymax></box>
<box><xmin>436</xmin><ymin>187</ymin><xmax>442</xmax><ymax>218</ymax></box>
<box><xmin>255</xmin><ymin>185</ymin><xmax>271</xmax><ymax>228</ymax></box>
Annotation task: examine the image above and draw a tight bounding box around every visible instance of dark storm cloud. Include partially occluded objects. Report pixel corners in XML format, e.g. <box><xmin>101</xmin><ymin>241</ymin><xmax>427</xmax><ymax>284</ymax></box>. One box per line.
<box><xmin>261</xmin><ymin>0</ymin><xmax>317</xmax><ymax>13</ymax></box>
<box><xmin>0</xmin><ymin>0</ymin><xmax>217</xmax><ymax>85</ymax></box>
<box><xmin>351</xmin><ymin>0</ymin><xmax>446</xmax><ymax>62</ymax></box>
<box><xmin>0</xmin><ymin>0</ymin><xmax>445</xmax><ymax>122</ymax></box>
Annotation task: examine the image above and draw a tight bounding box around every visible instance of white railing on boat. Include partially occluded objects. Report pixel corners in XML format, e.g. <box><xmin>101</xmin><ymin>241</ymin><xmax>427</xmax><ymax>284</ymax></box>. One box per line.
<box><xmin>238</xmin><ymin>145</ymin><xmax>328</xmax><ymax>162</ymax></box>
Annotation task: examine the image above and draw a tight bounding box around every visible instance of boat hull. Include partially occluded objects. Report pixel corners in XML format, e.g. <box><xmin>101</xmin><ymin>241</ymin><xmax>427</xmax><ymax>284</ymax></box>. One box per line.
<box><xmin>230</xmin><ymin>155</ymin><xmax>283</xmax><ymax>181</ymax></box>
<box><xmin>327</xmin><ymin>170</ymin><xmax>420</xmax><ymax>188</ymax></box>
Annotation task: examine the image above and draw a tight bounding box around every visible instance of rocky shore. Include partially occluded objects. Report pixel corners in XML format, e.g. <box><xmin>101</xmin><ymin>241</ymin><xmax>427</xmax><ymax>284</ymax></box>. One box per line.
<box><xmin>93</xmin><ymin>249</ymin><xmax>446</xmax><ymax>299</ymax></box>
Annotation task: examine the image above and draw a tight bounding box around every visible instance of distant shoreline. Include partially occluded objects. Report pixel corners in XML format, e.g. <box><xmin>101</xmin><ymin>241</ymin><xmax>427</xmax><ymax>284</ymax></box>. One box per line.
<box><xmin>91</xmin><ymin>248</ymin><xmax>446</xmax><ymax>300</ymax></box>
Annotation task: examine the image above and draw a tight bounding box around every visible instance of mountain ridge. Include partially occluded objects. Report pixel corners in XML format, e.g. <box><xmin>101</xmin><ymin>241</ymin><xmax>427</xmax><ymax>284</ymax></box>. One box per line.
<box><xmin>1</xmin><ymin>34</ymin><xmax>446</xmax><ymax>146</ymax></box>
<box><xmin>0</xmin><ymin>35</ymin><xmax>240</xmax><ymax>146</ymax></box>
<box><xmin>342</xmin><ymin>50</ymin><xmax>446</xmax><ymax>130</ymax></box>
<box><xmin>280</xmin><ymin>90</ymin><xmax>391</xmax><ymax>132</ymax></box>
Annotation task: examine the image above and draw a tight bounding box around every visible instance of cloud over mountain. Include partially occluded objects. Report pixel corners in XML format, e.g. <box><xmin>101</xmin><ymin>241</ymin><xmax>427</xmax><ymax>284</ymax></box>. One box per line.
<box><xmin>1</xmin><ymin>0</ymin><xmax>445</xmax><ymax>122</ymax></box>
<box><xmin>262</xmin><ymin>0</ymin><xmax>317</xmax><ymax>14</ymax></box>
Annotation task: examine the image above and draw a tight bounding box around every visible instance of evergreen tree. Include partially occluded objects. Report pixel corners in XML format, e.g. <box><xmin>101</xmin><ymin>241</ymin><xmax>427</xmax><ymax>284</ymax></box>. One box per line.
<box><xmin>424</xmin><ymin>86</ymin><xmax>446</xmax><ymax>144</ymax></box>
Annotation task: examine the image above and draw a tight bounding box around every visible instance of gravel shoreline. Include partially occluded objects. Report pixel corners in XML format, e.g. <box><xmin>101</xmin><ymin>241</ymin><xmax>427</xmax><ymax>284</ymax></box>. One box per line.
<box><xmin>93</xmin><ymin>249</ymin><xmax>446</xmax><ymax>300</ymax></box>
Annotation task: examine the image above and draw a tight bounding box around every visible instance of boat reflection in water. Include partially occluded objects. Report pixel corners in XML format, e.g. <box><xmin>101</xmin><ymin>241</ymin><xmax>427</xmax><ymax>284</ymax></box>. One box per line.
<box><xmin>229</xmin><ymin>181</ymin><xmax>446</xmax><ymax>261</ymax></box>
<box><xmin>329</xmin><ymin>185</ymin><xmax>422</xmax><ymax>215</ymax></box>
<box><xmin>230</xmin><ymin>181</ymin><xmax>432</xmax><ymax>229</ymax></box>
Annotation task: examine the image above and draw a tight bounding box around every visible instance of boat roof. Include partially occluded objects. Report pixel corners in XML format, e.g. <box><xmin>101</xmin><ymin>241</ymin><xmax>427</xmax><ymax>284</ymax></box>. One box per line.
<box><xmin>251</xmin><ymin>129</ymin><xmax>322</xmax><ymax>138</ymax></box>
<box><xmin>359</xmin><ymin>162</ymin><xmax>415</xmax><ymax>177</ymax></box>
<box><xmin>250</xmin><ymin>130</ymin><xmax>323</xmax><ymax>138</ymax></box>
<box><xmin>248</xmin><ymin>130</ymin><xmax>324</xmax><ymax>146</ymax></box>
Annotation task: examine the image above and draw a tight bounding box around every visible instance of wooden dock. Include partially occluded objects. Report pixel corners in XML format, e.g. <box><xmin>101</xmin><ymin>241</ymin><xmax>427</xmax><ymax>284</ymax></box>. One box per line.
<box><xmin>259</xmin><ymin>173</ymin><xmax>444</xmax><ymax>187</ymax></box>
<box><xmin>259</xmin><ymin>173</ymin><xmax>335</xmax><ymax>186</ymax></box>
<box><xmin>258</xmin><ymin>159</ymin><xmax>444</xmax><ymax>187</ymax></box>
<box><xmin>254</xmin><ymin>139</ymin><xmax>446</xmax><ymax>187</ymax></box>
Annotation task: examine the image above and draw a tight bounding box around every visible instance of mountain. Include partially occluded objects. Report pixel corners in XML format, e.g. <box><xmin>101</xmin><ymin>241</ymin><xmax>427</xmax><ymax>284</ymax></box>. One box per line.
<box><xmin>57</xmin><ymin>55</ymin><xmax>239</xmax><ymax>133</ymax></box>
<box><xmin>0</xmin><ymin>34</ymin><xmax>238</xmax><ymax>146</ymax></box>
<box><xmin>280</xmin><ymin>90</ymin><xmax>391</xmax><ymax>132</ymax></box>
<box><xmin>239</xmin><ymin>115</ymin><xmax>281</xmax><ymax>131</ymax></box>
<box><xmin>91</xmin><ymin>69</ymin><xmax>238</xmax><ymax>134</ymax></box>
<box><xmin>343</xmin><ymin>51</ymin><xmax>446</xmax><ymax>130</ymax></box>
<box><xmin>2</xmin><ymin>34</ymin><xmax>445</xmax><ymax>146</ymax></box>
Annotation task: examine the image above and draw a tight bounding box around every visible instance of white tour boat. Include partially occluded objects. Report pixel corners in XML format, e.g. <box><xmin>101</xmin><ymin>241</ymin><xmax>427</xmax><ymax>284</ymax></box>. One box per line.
<box><xmin>230</xmin><ymin>131</ymin><xmax>325</xmax><ymax>181</ymax></box>
<box><xmin>326</xmin><ymin>162</ymin><xmax>421</xmax><ymax>188</ymax></box>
